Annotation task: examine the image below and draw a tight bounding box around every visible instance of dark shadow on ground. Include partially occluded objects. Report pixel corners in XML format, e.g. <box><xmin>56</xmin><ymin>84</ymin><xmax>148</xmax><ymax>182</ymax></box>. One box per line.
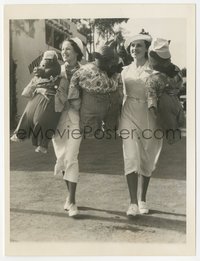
<box><xmin>10</xmin><ymin>136</ymin><xmax>186</xmax><ymax>180</ymax></box>
<box><xmin>11</xmin><ymin>206</ymin><xmax>186</xmax><ymax>234</ymax></box>
<box><xmin>79</xmin><ymin>206</ymin><xmax>186</xmax><ymax>218</ymax></box>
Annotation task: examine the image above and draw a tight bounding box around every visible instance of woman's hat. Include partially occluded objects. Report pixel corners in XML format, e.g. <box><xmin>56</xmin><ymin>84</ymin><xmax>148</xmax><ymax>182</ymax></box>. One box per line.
<box><xmin>124</xmin><ymin>34</ymin><xmax>152</xmax><ymax>50</ymax></box>
<box><xmin>149</xmin><ymin>38</ymin><xmax>171</xmax><ymax>59</ymax></box>
<box><xmin>70</xmin><ymin>37</ymin><xmax>84</xmax><ymax>56</ymax></box>
<box><xmin>43</xmin><ymin>50</ymin><xmax>58</xmax><ymax>60</ymax></box>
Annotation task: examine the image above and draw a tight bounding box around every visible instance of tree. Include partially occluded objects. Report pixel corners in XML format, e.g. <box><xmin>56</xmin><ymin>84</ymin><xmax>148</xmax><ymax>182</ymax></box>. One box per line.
<box><xmin>11</xmin><ymin>19</ymin><xmax>38</xmax><ymax>38</ymax></box>
<box><xmin>72</xmin><ymin>18</ymin><xmax>129</xmax><ymax>61</ymax></box>
<box><xmin>94</xmin><ymin>18</ymin><xmax>129</xmax><ymax>42</ymax></box>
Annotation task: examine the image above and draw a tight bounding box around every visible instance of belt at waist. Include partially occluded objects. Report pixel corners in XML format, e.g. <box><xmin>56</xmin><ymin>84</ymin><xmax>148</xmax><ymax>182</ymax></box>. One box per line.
<box><xmin>127</xmin><ymin>96</ymin><xmax>147</xmax><ymax>103</ymax></box>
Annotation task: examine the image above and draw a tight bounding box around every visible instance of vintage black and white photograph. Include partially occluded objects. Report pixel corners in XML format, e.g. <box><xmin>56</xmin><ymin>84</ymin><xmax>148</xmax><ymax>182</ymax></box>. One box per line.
<box><xmin>4</xmin><ymin>4</ymin><xmax>195</xmax><ymax>256</ymax></box>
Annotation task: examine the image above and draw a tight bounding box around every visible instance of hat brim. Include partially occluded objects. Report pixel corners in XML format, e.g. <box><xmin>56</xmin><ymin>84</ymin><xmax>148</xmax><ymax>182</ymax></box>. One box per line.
<box><xmin>149</xmin><ymin>46</ymin><xmax>171</xmax><ymax>59</ymax></box>
<box><xmin>70</xmin><ymin>38</ymin><xmax>84</xmax><ymax>56</ymax></box>
<box><xmin>125</xmin><ymin>34</ymin><xmax>152</xmax><ymax>50</ymax></box>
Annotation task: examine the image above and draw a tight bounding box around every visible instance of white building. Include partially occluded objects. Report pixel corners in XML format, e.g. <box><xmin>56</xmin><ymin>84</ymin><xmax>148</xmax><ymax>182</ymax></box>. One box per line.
<box><xmin>10</xmin><ymin>19</ymin><xmax>86</xmax><ymax>122</ymax></box>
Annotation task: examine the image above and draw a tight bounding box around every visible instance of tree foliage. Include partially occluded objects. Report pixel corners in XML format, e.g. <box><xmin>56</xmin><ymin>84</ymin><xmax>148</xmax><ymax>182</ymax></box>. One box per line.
<box><xmin>94</xmin><ymin>18</ymin><xmax>129</xmax><ymax>40</ymax></box>
<box><xmin>72</xmin><ymin>18</ymin><xmax>129</xmax><ymax>60</ymax></box>
<box><xmin>11</xmin><ymin>20</ymin><xmax>38</xmax><ymax>38</ymax></box>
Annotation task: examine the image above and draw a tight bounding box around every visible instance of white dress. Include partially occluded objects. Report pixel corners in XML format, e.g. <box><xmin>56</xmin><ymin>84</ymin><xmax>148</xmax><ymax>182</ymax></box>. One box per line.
<box><xmin>119</xmin><ymin>61</ymin><xmax>163</xmax><ymax>177</ymax></box>
<box><xmin>52</xmin><ymin>64</ymin><xmax>82</xmax><ymax>183</ymax></box>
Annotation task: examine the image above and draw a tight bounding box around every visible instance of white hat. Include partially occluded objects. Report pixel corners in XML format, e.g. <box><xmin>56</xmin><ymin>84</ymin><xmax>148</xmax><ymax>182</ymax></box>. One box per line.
<box><xmin>149</xmin><ymin>38</ymin><xmax>171</xmax><ymax>59</ymax></box>
<box><xmin>43</xmin><ymin>50</ymin><xmax>58</xmax><ymax>60</ymax></box>
<box><xmin>124</xmin><ymin>34</ymin><xmax>152</xmax><ymax>50</ymax></box>
<box><xmin>70</xmin><ymin>37</ymin><xmax>84</xmax><ymax>56</ymax></box>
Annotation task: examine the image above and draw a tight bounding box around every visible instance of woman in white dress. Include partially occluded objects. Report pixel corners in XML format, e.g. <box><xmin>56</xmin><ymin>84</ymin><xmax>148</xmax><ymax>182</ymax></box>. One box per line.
<box><xmin>119</xmin><ymin>34</ymin><xmax>163</xmax><ymax>216</ymax></box>
<box><xmin>52</xmin><ymin>37</ymin><xmax>84</xmax><ymax>217</ymax></box>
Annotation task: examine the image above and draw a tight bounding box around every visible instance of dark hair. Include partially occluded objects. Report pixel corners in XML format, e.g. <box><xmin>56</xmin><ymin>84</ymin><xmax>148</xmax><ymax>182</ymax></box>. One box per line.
<box><xmin>63</xmin><ymin>39</ymin><xmax>83</xmax><ymax>62</ymax></box>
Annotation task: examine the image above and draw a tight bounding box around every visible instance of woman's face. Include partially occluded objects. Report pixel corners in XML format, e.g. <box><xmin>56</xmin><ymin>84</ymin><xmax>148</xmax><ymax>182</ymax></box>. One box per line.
<box><xmin>129</xmin><ymin>40</ymin><xmax>147</xmax><ymax>60</ymax></box>
<box><xmin>61</xmin><ymin>41</ymin><xmax>78</xmax><ymax>64</ymax></box>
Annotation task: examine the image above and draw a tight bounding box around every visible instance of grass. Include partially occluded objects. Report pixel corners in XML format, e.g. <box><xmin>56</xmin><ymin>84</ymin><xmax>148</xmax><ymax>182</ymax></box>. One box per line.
<box><xmin>10</xmin><ymin>135</ymin><xmax>186</xmax><ymax>180</ymax></box>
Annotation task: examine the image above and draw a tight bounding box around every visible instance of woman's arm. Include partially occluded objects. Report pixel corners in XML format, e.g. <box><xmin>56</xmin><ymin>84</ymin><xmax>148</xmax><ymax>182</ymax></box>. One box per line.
<box><xmin>120</xmin><ymin>68</ymin><xmax>127</xmax><ymax>105</ymax></box>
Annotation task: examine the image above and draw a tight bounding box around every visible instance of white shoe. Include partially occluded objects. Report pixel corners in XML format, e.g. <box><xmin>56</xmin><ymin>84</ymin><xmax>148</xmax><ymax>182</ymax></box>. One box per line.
<box><xmin>138</xmin><ymin>201</ymin><xmax>149</xmax><ymax>214</ymax></box>
<box><xmin>10</xmin><ymin>134</ymin><xmax>21</xmax><ymax>142</ymax></box>
<box><xmin>126</xmin><ymin>204</ymin><xmax>138</xmax><ymax>216</ymax></box>
<box><xmin>68</xmin><ymin>204</ymin><xmax>79</xmax><ymax>217</ymax></box>
<box><xmin>64</xmin><ymin>197</ymin><xmax>70</xmax><ymax>211</ymax></box>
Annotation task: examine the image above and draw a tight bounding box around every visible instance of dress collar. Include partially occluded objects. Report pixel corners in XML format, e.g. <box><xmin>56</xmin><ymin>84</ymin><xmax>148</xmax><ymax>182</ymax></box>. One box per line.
<box><xmin>131</xmin><ymin>60</ymin><xmax>149</xmax><ymax>69</ymax></box>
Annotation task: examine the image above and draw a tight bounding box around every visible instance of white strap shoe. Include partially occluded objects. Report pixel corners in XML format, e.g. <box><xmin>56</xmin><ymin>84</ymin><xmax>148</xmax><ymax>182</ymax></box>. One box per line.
<box><xmin>138</xmin><ymin>201</ymin><xmax>149</xmax><ymax>214</ymax></box>
<box><xmin>64</xmin><ymin>196</ymin><xmax>70</xmax><ymax>211</ymax></box>
<box><xmin>68</xmin><ymin>204</ymin><xmax>79</xmax><ymax>217</ymax></box>
<box><xmin>126</xmin><ymin>204</ymin><xmax>139</xmax><ymax>216</ymax></box>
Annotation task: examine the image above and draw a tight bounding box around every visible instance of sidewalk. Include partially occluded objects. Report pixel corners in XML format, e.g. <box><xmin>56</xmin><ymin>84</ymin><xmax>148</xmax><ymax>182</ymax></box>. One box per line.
<box><xmin>9</xmin><ymin>137</ymin><xmax>186</xmax><ymax>243</ymax></box>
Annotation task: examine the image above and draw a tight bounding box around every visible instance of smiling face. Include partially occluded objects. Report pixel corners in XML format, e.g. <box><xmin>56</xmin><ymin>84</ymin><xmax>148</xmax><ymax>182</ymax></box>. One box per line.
<box><xmin>61</xmin><ymin>41</ymin><xmax>78</xmax><ymax>65</ymax></box>
<box><xmin>129</xmin><ymin>40</ymin><xmax>148</xmax><ymax>61</ymax></box>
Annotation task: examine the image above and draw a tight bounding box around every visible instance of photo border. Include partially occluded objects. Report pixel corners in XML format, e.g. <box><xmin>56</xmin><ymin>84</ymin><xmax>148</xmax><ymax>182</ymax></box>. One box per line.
<box><xmin>4</xmin><ymin>3</ymin><xmax>196</xmax><ymax>256</ymax></box>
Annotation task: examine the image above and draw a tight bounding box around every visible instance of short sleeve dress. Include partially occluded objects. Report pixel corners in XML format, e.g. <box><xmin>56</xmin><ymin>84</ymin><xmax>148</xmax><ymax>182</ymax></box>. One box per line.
<box><xmin>119</xmin><ymin>61</ymin><xmax>163</xmax><ymax>177</ymax></box>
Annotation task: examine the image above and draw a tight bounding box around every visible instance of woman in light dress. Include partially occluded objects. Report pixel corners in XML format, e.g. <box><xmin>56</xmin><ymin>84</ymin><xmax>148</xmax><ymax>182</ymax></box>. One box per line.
<box><xmin>119</xmin><ymin>33</ymin><xmax>163</xmax><ymax>216</ymax></box>
<box><xmin>52</xmin><ymin>37</ymin><xmax>84</xmax><ymax>217</ymax></box>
